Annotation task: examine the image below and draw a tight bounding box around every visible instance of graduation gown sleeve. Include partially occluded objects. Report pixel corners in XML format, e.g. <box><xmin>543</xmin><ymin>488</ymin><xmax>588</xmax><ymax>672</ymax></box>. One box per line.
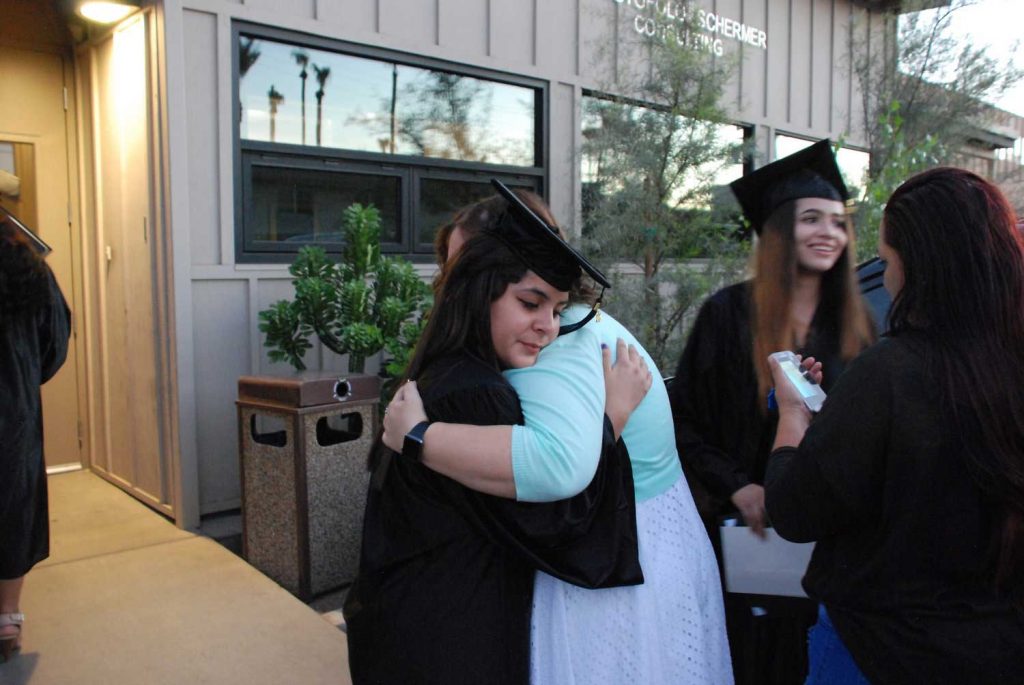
<box><xmin>670</xmin><ymin>285</ymin><xmax>761</xmax><ymax>504</ymax></box>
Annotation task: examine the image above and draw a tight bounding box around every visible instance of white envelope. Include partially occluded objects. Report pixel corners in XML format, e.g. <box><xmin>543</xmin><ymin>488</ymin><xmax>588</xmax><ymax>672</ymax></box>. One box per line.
<box><xmin>720</xmin><ymin>525</ymin><xmax>815</xmax><ymax>598</ymax></box>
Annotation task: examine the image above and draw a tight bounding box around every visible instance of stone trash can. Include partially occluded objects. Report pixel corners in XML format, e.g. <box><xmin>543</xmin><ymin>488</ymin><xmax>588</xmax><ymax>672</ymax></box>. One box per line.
<box><xmin>236</xmin><ymin>372</ymin><xmax>379</xmax><ymax>600</ymax></box>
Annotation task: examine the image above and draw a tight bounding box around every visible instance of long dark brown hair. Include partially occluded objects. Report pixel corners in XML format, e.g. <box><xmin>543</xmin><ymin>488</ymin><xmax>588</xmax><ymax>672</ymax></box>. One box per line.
<box><xmin>404</xmin><ymin>231</ymin><xmax>533</xmax><ymax>383</ymax></box>
<box><xmin>0</xmin><ymin>216</ymin><xmax>50</xmax><ymax>323</ymax></box>
<box><xmin>883</xmin><ymin>167</ymin><xmax>1024</xmax><ymax>602</ymax></box>
<box><xmin>751</xmin><ymin>200</ymin><xmax>876</xmax><ymax>403</ymax></box>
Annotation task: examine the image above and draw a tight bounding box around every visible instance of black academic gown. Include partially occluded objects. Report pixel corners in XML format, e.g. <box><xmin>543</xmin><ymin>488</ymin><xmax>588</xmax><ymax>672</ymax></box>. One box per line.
<box><xmin>669</xmin><ymin>281</ymin><xmax>847</xmax><ymax>685</ymax></box>
<box><xmin>0</xmin><ymin>267</ymin><xmax>71</xmax><ymax>579</ymax></box>
<box><xmin>344</xmin><ymin>353</ymin><xmax>641</xmax><ymax>685</ymax></box>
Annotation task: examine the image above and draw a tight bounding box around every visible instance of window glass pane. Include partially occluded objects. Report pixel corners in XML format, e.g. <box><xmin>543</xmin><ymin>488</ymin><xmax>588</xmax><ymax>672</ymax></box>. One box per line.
<box><xmin>239</xmin><ymin>35</ymin><xmax>537</xmax><ymax>166</ymax></box>
<box><xmin>417</xmin><ymin>177</ymin><xmax>536</xmax><ymax>247</ymax></box>
<box><xmin>774</xmin><ymin>134</ymin><xmax>870</xmax><ymax>199</ymax></box>
<box><xmin>580</xmin><ymin>95</ymin><xmax>745</xmax><ymax>210</ymax></box>
<box><xmin>249</xmin><ymin>165</ymin><xmax>401</xmax><ymax>246</ymax></box>
<box><xmin>0</xmin><ymin>142</ymin><xmax>14</xmax><ymax>174</ymax></box>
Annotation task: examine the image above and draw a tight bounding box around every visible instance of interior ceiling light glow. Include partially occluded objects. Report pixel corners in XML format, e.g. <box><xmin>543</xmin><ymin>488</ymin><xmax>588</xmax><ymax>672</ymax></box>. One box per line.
<box><xmin>78</xmin><ymin>1</ymin><xmax>138</xmax><ymax>24</ymax></box>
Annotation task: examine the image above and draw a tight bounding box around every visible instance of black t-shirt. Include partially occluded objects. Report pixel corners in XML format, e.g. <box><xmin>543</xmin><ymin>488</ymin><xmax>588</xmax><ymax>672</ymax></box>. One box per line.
<box><xmin>765</xmin><ymin>334</ymin><xmax>1024</xmax><ymax>684</ymax></box>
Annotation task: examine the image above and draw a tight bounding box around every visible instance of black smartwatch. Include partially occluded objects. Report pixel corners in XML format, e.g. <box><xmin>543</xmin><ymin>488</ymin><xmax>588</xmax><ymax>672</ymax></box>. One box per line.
<box><xmin>402</xmin><ymin>421</ymin><xmax>431</xmax><ymax>462</ymax></box>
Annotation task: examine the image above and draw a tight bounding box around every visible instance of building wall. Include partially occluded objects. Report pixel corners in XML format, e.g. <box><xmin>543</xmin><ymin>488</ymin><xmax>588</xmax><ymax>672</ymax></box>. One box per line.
<box><xmin>165</xmin><ymin>0</ymin><xmax>886</xmax><ymax>515</ymax></box>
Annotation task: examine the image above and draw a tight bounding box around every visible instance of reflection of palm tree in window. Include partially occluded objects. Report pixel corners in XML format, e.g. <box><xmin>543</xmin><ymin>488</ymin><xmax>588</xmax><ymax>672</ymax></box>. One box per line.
<box><xmin>239</xmin><ymin>37</ymin><xmax>261</xmax><ymax>77</ymax></box>
<box><xmin>268</xmin><ymin>85</ymin><xmax>284</xmax><ymax>142</ymax></box>
<box><xmin>292</xmin><ymin>49</ymin><xmax>309</xmax><ymax>145</ymax></box>
<box><xmin>238</xmin><ymin>37</ymin><xmax>261</xmax><ymax>128</ymax></box>
<box><xmin>313</xmin><ymin>64</ymin><xmax>331</xmax><ymax>146</ymax></box>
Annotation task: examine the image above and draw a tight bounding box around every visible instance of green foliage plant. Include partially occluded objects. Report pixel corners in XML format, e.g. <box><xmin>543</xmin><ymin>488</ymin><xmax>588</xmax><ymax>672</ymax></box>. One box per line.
<box><xmin>853</xmin><ymin>102</ymin><xmax>942</xmax><ymax>260</ymax></box>
<box><xmin>851</xmin><ymin>0</ymin><xmax>1023</xmax><ymax>256</ymax></box>
<box><xmin>259</xmin><ymin>203</ymin><xmax>432</xmax><ymax>376</ymax></box>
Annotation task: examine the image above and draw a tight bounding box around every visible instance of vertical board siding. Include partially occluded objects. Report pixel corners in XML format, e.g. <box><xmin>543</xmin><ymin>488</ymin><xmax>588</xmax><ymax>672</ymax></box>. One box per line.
<box><xmin>787</xmin><ymin>0</ymin><xmax>811</xmax><ymax>133</ymax></box>
<box><xmin>740</xmin><ymin>0</ymin><xmax>768</xmax><ymax>123</ymax></box>
<box><xmin>242</xmin><ymin>0</ymin><xmax>316</xmax><ymax>20</ymax></box>
<box><xmin>490</xmin><ymin>0</ymin><xmax>535</xmax><ymax>66</ymax></box>
<box><xmin>810</xmin><ymin>0</ymin><xmax>833</xmax><ymax>131</ymax></box>
<box><xmin>192</xmin><ymin>279</ymin><xmax>250</xmax><ymax>511</ymax></box>
<box><xmin>536</xmin><ymin>0</ymin><xmax>580</xmax><ymax>79</ymax></box>
<box><xmin>379</xmin><ymin>0</ymin><xmax>437</xmax><ymax>47</ymax></box>
<box><xmin>766</xmin><ymin>0</ymin><xmax>789</xmax><ymax>125</ymax></box>
<box><xmin>183</xmin><ymin>10</ymin><xmax>220</xmax><ymax>266</ymax></box>
<box><xmin>549</xmin><ymin>81</ymin><xmax>577</xmax><ymax>235</ymax></box>
<box><xmin>716</xmin><ymin>0</ymin><xmax>744</xmax><ymax>115</ymax></box>
<box><xmin>316</xmin><ymin>0</ymin><xmax>380</xmax><ymax>36</ymax></box>
<box><xmin>438</xmin><ymin>0</ymin><xmax>488</xmax><ymax>58</ymax></box>
<box><xmin>174</xmin><ymin>0</ymin><xmax>887</xmax><ymax>513</ymax></box>
<box><xmin>831</xmin><ymin>0</ymin><xmax>851</xmax><ymax>134</ymax></box>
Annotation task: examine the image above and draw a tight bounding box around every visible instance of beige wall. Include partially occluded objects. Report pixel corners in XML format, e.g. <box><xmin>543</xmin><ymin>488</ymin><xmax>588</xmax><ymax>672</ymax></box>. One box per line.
<box><xmin>162</xmin><ymin>0</ymin><xmax>887</xmax><ymax>515</ymax></box>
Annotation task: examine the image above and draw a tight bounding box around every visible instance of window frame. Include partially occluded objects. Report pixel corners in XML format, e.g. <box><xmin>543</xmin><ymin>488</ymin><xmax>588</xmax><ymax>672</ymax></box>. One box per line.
<box><xmin>232</xmin><ymin>22</ymin><xmax>549</xmax><ymax>264</ymax></box>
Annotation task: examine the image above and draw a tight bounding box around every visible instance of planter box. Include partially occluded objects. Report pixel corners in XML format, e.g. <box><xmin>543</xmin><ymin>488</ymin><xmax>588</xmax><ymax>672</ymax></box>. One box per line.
<box><xmin>237</xmin><ymin>372</ymin><xmax>379</xmax><ymax>599</ymax></box>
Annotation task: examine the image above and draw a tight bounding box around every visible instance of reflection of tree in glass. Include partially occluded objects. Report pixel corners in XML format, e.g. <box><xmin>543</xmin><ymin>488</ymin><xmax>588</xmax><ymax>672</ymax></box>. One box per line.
<box><xmin>313</xmin><ymin>64</ymin><xmax>331</xmax><ymax>146</ymax></box>
<box><xmin>393</xmin><ymin>72</ymin><xmax>492</xmax><ymax>162</ymax></box>
<box><xmin>268</xmin><ymin>85</ymin><xmax>284</xmax><ymax>142</ymax></box>
<box><xmin>292</xmin><ymin>49</ymin><xmax>310</xmax><ymax>145</ymax></box>
<box><xmin>239</xmin><ymin>37</ymin><xmax>261</xmax><ymax>77</ymax></box>
<box><xmin>238</xmin><ymin>38</ymin><xmax>261</xmax><ymax>128</ymax></box>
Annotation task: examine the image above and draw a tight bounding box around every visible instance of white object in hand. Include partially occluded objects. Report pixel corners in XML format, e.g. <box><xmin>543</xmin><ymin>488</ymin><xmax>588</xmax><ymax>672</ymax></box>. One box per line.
<box><xmin>770</xmin><ymin>351</ymin><xmax>827</xmax><ymax>412</ymax></box>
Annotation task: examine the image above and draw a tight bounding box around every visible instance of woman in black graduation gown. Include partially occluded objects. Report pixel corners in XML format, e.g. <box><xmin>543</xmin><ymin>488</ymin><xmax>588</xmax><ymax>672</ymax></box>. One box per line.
<box><xmin>765</xmin><ymin>167</ymin><xmax>1024</xmax><ymax>684</ymax></box>
<box><xmin>669</xmin><ymin>140</ymin><xmax>875</xmax><ymax>684</ymax></box>
<box><xmin>344</xmin><ymin>188</ymin><xmax>646</xmax><ymax>684</ymax></box>
<box><xmin>0</xmin><ymin>215</ymin><xmax>71</xmax><ymax>662</ymax></box>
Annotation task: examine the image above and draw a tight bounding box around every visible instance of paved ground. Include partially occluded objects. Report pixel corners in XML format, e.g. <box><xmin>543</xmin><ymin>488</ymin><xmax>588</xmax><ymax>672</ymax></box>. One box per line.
<box><xmin>1</xmin><ymin>471</ymin><xmax>352</xmax><ymax>685</ymax></box>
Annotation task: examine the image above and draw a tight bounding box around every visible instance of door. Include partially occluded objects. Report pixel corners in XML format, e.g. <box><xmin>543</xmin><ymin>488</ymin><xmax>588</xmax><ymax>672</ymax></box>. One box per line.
<box><xmin>0</xmin><ymin>45</ymin><xmax>84</xmax><ymax>470</ymax></box>
<box><xmin>87</xmin><ymin>14</ymin><xmax>170</xmax><ymax>511</ymax></box>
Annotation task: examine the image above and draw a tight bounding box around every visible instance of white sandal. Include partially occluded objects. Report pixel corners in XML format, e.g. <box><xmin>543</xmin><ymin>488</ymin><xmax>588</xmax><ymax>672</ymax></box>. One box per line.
<box><xmin>0</xmin><ymin>612</ymin><xmax>24</xmax><ymax>662</ymax></box>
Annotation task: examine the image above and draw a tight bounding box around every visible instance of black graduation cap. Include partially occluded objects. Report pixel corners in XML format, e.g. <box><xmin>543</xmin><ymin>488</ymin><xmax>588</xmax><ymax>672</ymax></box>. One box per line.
<box><xmin>0</xmin><ymin>205</ymin><xmax>51</xmax><ymax>256</ymax></box>
<box><xmin>730</xmin><ymin>139</ymin><xmax>849</xmax><ymax>234</ymax></box>
<box><xmin>489</xmin><ymin>179</ymin><xmax>609</xmax><ymax>335</ymax></box>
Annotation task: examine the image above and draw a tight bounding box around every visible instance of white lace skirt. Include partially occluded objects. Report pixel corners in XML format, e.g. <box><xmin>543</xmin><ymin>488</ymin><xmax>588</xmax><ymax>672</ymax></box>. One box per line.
<box><xmin>530</xmin><ymin>476</ymin><xmax>733</xmax><ymax>685</ymax></box>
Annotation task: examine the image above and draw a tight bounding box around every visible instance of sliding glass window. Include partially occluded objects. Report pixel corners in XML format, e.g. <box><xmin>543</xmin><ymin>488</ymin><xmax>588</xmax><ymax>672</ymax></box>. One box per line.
<box><xmin>235</xmin><ymin>25</ymin><xmax>546</xmax><ymax>262</ymax></box>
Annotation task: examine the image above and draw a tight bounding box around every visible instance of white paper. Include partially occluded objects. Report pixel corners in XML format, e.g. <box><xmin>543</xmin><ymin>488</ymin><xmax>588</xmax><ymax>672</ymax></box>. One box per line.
<box><xmin>720</xmin><ymin>526</ymin><xmax>815</xmax><ymax>597</ymax></box>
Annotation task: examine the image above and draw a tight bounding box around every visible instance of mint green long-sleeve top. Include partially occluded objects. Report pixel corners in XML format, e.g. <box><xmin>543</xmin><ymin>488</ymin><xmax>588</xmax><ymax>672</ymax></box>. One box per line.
<box><xmin>506</xmin><ymin>305</ymin><xmax>682</xmax><ymax>503</ymax></box>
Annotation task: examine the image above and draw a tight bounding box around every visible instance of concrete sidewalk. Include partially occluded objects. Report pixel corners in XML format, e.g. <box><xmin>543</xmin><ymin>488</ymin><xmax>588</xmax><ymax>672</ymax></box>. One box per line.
<box><xmin>1</xmin><ymin>471</ymin><xmax>351</xmax><ymax>685</ymax></box>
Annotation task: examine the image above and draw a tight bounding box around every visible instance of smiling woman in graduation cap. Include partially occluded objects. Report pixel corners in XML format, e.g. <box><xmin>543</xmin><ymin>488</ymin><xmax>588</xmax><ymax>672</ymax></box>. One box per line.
<box><xmin>668</xmin><ymin>139</ymin><xmax>876</xmax><ymax>685</ymax></box>
<box><xmin>344</xmin><ymin>184</ymin><xmax>657</xmax><ymax>685</ymax></box>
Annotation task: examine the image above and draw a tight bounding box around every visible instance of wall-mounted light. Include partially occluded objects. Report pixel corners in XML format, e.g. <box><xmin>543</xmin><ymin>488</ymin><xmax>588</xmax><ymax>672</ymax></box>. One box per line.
<box><xmin>78</xmin><ymin>0</ymin><xmax>140</xmax><ymax>24</ymax></box>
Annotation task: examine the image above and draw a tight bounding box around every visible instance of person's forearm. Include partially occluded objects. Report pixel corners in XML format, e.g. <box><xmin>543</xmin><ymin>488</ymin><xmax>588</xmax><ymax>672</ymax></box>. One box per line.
<box><xmin>420</xmin><ymin>423</ymin><xmax>517</xmax><ymax>498</ymax></box>
<box><xmin>772</xmin><ymin>409</ymin><xmax>810</xmax><ymax>450</ymax></box>
<box><xmin>606</xmin><ymin>408</ymin><xmax>628</xmax><ymax>439</ymax></box>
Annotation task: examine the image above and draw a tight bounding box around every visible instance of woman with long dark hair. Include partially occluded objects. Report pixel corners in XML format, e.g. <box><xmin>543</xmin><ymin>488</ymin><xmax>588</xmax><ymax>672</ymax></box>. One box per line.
<box><xmin>344</xmin><ymin>187</ymin><xmax>651</xmax><ymax>684</ymax></box>
<box><xmin>0</xmin><ymin>215</ymin><xmax>71</xmax><ymax>662</ymax></box>
<box><xmin>766</xmin><ymin>167</ymin><xmax>1024</xmax><ymax>683</ymax></box>
<box><xmin>381</xmin><ymin>187</ymin><xmax>732</xmax><ymax>683</ymax></box>
<box><xmin>669</xmin><ymin>140</ymin><xmax>876</xmax><ymax>683</ymax></box>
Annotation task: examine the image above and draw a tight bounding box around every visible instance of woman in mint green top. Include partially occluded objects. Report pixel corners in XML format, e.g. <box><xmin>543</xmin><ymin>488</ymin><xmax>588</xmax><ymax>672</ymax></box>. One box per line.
<box><xmin>508</xmin><ymin>303</ymin><xmax>681</xmax><ymax>503</ymax></box>
<box><xmin>382</xmin><ymin>194</ymin><xmax>731</xmax><ymax>684</ymax></box>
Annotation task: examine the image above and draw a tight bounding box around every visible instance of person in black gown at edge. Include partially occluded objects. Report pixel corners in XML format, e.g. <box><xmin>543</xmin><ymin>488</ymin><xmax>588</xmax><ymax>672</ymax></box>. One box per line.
<box><xmin>343</xmin><ymin>185</ymin><xmax>652</xmax><ymax>685</ymax></box>
<box><xmin>669</xmin><ymin>140</ymin><xmax>876</xmax><ymax>684</ymax></box>
<box><xmin>764</xmin><ymin>167</ymin><xmax>1024</xmax><ymax>685</ymax></box>
<box><xmin>0</xmin><ymin>212</ymin><xmax>72</xmax><ymax>663</ymax></box>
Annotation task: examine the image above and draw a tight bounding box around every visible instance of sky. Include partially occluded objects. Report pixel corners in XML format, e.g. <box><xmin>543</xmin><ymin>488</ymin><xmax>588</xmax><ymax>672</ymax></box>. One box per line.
<box><xmin>922</xmin><ymin>0</ymin><xmax>1024</xmax><ymax>116</ymax></box>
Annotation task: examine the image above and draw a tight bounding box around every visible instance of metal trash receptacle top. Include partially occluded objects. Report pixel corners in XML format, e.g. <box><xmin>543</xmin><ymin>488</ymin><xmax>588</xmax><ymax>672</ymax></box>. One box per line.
<box><xmin>238</xmin><ymin>372</ymin><xmax>379</xmax><ymax>409</ymax></box>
